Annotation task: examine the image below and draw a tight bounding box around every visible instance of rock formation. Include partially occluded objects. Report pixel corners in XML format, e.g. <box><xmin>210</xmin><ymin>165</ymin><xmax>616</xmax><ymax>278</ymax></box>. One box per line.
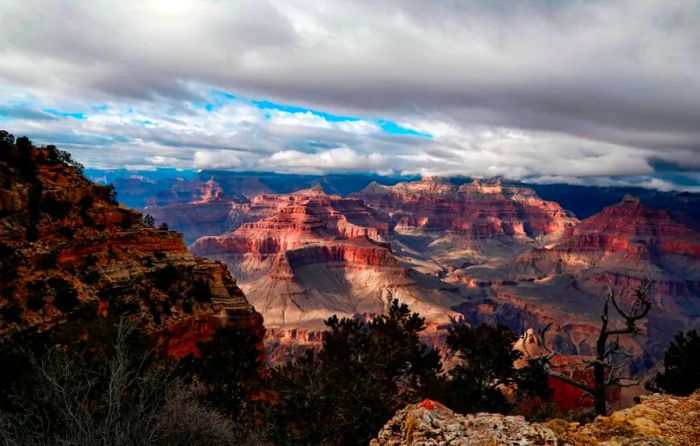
<box><xmin>0</xmin><ymin>138</ymin><xmax>263</xmax><ymax>357</ymax></box>
<box><xmin>354</xmin><ymin>177</ymin><xmax>578</xmax><ymax>268</ymax></box>
<box><xmin>191</xmin><ymin>186</ymin><xmax>462</xmax><ymax>331</ymax></box>
<box><xmin>372</xmin><ymin>391</ymin><xmax>700</xmax><ymax>445</ymax></box>
<box><xmin>370</xmin><ymin>399</ymin><xmax>558</xmax><ymax>445</ymax></box>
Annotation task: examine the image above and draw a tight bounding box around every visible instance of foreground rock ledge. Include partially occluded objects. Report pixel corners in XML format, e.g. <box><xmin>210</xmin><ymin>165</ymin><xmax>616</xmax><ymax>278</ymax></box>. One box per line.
<box><xmin>370</xmin><ymin>399</ymin><xmax>557</xmax><ymax>446</ymax></box>
<box><xmin>371</xmin><ymin>391</ymin><xmax>700</xmax><ymax>446</ymax></box>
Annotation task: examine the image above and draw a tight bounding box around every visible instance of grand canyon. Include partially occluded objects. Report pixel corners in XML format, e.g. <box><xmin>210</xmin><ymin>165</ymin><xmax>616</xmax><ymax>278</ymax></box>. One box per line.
<box><xmin>107</xmin><ymin>170</ymin><xmax>700</xmax><ymax>368</ymax></box>
<box><xmin>3</xmin><ymin>1</ymin><xmax>700</xmax><ymax>443</ymax></box>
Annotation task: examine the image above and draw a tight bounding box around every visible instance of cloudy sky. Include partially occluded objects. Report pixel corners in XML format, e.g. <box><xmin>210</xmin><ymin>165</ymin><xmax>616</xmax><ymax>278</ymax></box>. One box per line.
<box><xmin>1</xmin><ymin>0</ymin><xmax>699</xmax><ymax>190</ymax></box>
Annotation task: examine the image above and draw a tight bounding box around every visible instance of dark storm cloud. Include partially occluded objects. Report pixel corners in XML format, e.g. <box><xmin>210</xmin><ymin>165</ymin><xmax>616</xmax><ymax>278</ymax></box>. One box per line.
<box><xmin>0</xmin><ymin>0</ymin><xmax>698</xmax><ymax>189</ymax></box>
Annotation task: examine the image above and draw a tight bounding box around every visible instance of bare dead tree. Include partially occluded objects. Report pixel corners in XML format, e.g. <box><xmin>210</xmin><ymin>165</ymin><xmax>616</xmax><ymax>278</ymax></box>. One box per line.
<box><xmin>530</xmin><ymin>281</ymin><xmax>653</xmax><ymax>416</ymax></box>
<box><xmin>0</xmin><ymin>320</ymin><xmax>235</xmax><ymax>446</ymax></box>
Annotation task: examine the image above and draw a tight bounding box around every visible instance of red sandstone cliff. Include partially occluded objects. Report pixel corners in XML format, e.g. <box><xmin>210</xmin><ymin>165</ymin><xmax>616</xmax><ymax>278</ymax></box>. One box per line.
<box><xmin>190</xmin><ymin>186</ymin><xmax>461</xmax><ymax>331</ymax></box>
<box><xmin>354</xmin><ymin>177</ymin><xmax>576</xmax><ymax>239</ymax></box>
<box><xmin>353</xmin><ymin>177</ymin><xmax>578</xmax><ymax>270</ymax></box>
<box><xmin>449</xmin><ymin>196</ymin><xmax>700</xmax><ymax>361</ymax></box>
<box><xmin>456</xmin><ymin>195</ymin><xmax>700</xmax><ymax>300</ymax></box>
<box><xmin>0</xmin><ymin>138</ymin><xmax>263</xmax><ymax>357</ymax></box>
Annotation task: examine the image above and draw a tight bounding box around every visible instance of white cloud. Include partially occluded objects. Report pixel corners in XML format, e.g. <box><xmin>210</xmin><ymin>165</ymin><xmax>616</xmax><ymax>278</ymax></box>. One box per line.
<box><xmin>193</xmin><ymin>149</ymin><xmax>242</xmax><ymax>169</ymax></box>
<box><xmin>265</xmin><ymin>147</ymin><xmax>387</xmax><ymax>174</ymax></box>
<box><xmin>0</xmin><ymin>0</ymin><xmax>699</xmax><ymax>189</ymax></box>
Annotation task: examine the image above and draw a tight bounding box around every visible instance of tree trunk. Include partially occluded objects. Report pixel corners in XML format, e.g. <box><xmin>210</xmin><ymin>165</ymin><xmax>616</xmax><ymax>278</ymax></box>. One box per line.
<box><xmin>593</xmin><ymin>362</ymin><xmax>607</xmax><ymax>416</ymax></box>
<box><xmin>593</xmin><ymin>306</ymin><xmax>609</xmax><ymax>416</ymax></box>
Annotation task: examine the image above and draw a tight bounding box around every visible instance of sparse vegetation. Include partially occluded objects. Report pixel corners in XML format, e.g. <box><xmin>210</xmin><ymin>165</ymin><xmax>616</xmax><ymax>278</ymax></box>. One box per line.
<box><xmin>0</xmin><ymin>303</ymin><xmax>23</xmax><ymax>324</ymax></box>
<box><xmin>192</xmin><ymin>279</ymin><xmax>213</xmax><ymax>303</ymax></box>
<box><xmin>0</xmin><ymin>243</ymin><xmax>18</xmax><ymax>279</ymax></box>
<box><xmin>535</xmin><ymin>282</ymin><xmax>654</xmax><ymax>416</ymax></box>
<box><xmin>647</xmin><ymin>329</ymin><xmax>700</xmax><ymax>396</ymax></box>
<box><xmin>437</xmin><ymin>323</ymin><xmax>552</xmax><ymax>414</ymax></box>
<box><xmin>0</xmin><ymin>322</ymin><xmax>234</xmax><ymax>446</ymax></box>
<box><xmin>143</xmin><ymin>214</ymin><xmax>156</xmax><ymax>228</ymax></box>
<box><xmin>36</xmin><ymin>249</ymin><xmax>59</xmax><ymax>269</ymax></box>
<box><xmin>154</xmin><ymin>263</ymin><xmax>180</xmax><ymax>290</ymax></box>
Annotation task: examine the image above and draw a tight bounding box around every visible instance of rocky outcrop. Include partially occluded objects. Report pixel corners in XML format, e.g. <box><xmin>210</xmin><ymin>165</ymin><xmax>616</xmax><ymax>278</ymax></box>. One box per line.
<box><xmin>449</xmin><ymin>197</ymin><xmax>700</xmax><ymax>360</ymax></box>
<box><xmin>455</xmin><ymin>196</ymin><xmax>700</xmax><ymax>303</ymax></box>
<box><xmin>370</xmin><ymin>399</ymin><xmax>558</xmax><ymax>445</ymax></box>
<box><xmin>353</xmin><ymin>177</ymin><xmax>578</xmax><ymax>271</ymax></box>
<box><xmin>548</xmin><ymin>391</ymin><xmax>700</xmax><ymax>445</ymax></box>
<box><xmin>0</xmin><ymin>139</ymin><xmax>263</xmax><ymax>357</ymax></box>
<box><xmin>355</xmin><ymin>177</ymin><xmax>577</xmax><ymax>240</ymax></box>
<box><xmin>372</xmin><ymin>392</ymin><xmax>700</xmax><ymax>445</ymax></box>
<box><xmin>191</xmin><ymin>186</ymin><xmax>462</xmax><ymax>331</ymax></box>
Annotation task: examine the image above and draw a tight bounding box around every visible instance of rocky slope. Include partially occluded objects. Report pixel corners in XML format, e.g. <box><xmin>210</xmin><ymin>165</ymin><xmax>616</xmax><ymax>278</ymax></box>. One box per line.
<box><xmin>0</xmin><ymin>134</ymin><xmax>263</xmax><ymax>357</ymax></box>
<box><xmin>372</xmin><ymin>391</ymin><xmax>700</xmax><ymax>445</ymax></box>
<box><xmin>354</xmin><ymin>177</ymin><xmax>578</xmax><ymax>269</ymax></box>
<box><xmin>448</xmin><ymin>196</ymin><xmax>700</xmax><ymax>361</ymax></box>
<box><xmin>191</xmin><ymin>186</ymin><xmax>462</xmax><ymax>331</ymax></box>
<box><xmin>455</xmin><ymin>195</ymin><xmax>700</xmax><ymax>290</ymax></box>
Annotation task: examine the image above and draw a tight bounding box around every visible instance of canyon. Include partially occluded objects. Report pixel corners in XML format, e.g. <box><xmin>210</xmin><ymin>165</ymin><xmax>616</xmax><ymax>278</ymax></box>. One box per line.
<box><xmin>3</xmin><ymin>138</ymin><xmax>700</xmax><ymax>422</ymax></box>
<box><xmin>120</xmin><ymin>171</ymin><xmax>700</xmax><ymax>371</ymax></box>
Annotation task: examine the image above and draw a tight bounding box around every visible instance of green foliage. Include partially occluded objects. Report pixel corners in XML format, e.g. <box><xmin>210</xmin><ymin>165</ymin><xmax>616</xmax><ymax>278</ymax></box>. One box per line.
<box><xmin>90</xmin><ymin>183</ymin><xmax>118</xmax><ymax>204</ymax></box>
<box><xmin>0</xmin><ymin>130</ymin><xmax>14</xmax><ymax>160</ymax></box>
<box><xmin>0</xmin><ymin>303</ymin><xmax>23</xmax><ymax>324</ymax></box>
<box><xmin>78</xmin><ymin>194</ymin><xmax>94</xmax><ymax>209</ymax></box>
<box><xmin>80</xmin><ymin>267</ymin><xmax>101</xmax><ymax>285</ymax></box>
<box><xmin>41</xmin><ymin>195</ymin><xmax>71</xmax><ymax>219</ymax></box>
<box><xmin>14</xmin><ymin>136</ymin><xmax>36</xmax><ymax>180</ymax></box>
<box><xmin>158</xmin><ymin>222</ymin><xmax>169</xmax><ymax>231</ymax></box>
<box><xmin>143</xmin><ymin>214</ymin><xmax>156</xmax><ymax>228</ymax></box>
<box><xmin>57</xmin><ymin>225</ymin><xmax>75</xmax><ymax>239</ymax></box>
<box><xmin>516</xmin><ymin>358</ymin><xmax>554</xmax><ymax>401</ymax></box>
<box><xmin>46</xmin><ymin>144</ymin><xmax>84</xmax><ymax>171</ymax></box>
<box><xmin>36</xmin><ymin>249</ymin><xmax>59</xmax><ymax>269</ymax></box>
<box><xmin>440</xmin><ymin>323</ymin><xmax>521</xmax><ymax>414</ymax></box>
<box><xmin>265</xmin><ymin>299</ymin><xmax>442</xmax><ymax>445</ymax></box>
<box><xmin>648</xmin><ymin>330</ymin><xmax>700</xmax><ymax>396</ymax></box>
<box><xmin>182</xmin><ymin>325</ymin><xmax>264</xmax><ymax>417</ymax></box>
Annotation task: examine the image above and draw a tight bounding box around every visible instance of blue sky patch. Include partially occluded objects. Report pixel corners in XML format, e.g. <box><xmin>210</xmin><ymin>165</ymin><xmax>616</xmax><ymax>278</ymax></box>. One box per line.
<box><xmin>43</xmin><ymin>108</ymin><xmax>87</xmax><ymax>120</ymax></box>
<box><xmin>376</xmin><ymin>120</ymin><xmax>432</xmax><ymax>137</ymax></box>
<box><xmin>251</xmin><ymin>99</ymin><xmax>359</xmax><ymax>122</ymax></box>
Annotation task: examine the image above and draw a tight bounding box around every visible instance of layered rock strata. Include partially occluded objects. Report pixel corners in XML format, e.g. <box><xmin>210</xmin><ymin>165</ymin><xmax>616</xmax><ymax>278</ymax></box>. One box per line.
<box><xmin>0</xmin><ymin>139</ymin><xmax>263</xmax><ymax>357</ymax></box>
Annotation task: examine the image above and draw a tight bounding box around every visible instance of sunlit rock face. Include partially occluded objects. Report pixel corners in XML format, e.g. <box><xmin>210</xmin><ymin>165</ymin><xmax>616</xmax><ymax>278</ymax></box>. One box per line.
<box><xmin>371</xmin><ymin>399</ymin><xmax>558</xmax><ymax>446</ymax></box>
<box><xmin>191</xmin><ymin>186</ymin><xmax>463</xmax><ymax>331</ymax></box>
<box><xmin>0</xmin><ymin>144</ymin><xmax>263</xmax><ymax>357</ymax></box>
<box><xmin>372</xmin><ymin>392</ymin><xmax>700</xmax><ymax>445</ymax></box>
<box><xmin>106</xmin><ymin>170</ymin><xmax>700</xmax><ymax>377</ymax></box>
<box><xmin>354</xmin><ymin>177</ymin><xmax>577</xmax><ymax>239</ymax></box>
<box><xmin>352</xmin><ymin>177</ymin><xmax>578</xmax><ymax>270</ymax></box>
<box><xmin>449</xmin><ymin>196</ymin><xmax>700</xmax><ymax>364</ymax></box>
<box><xmin>455</xmin><ymin>195</ymin><xmax>700</xmax><ymax>298</ymax></box>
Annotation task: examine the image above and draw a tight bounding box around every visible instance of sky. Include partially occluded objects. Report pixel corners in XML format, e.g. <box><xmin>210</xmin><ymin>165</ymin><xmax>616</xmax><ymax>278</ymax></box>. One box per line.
<box><xmin>1</xmin><ymin>0</ymin><xmax>699</xmax><ymax>190</ymax></box>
